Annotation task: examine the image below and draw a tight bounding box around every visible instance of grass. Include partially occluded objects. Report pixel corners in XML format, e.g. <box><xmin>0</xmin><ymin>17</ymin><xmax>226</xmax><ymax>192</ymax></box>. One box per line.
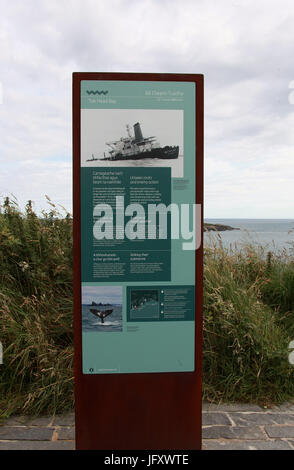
<box><xmin>0</xmin><ymin>197</ymin><xmax>74</xmax><ymax>419</ymax></box>
<box><xmin>0</xmin><ymin>198</ymin><xmax>293</xmax><ymax>417</ymax></box>
<box><xmin>203</xmin><ymin>237</ymin><xmax>294</xmax><ymax>405</ymax></box>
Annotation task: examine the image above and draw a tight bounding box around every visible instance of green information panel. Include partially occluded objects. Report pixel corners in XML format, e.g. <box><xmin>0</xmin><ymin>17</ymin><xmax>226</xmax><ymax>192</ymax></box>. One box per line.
<box><xmin>81</xmin><ymin>80</ymin><xmax>196</xmax><ymax>374</ymax></box>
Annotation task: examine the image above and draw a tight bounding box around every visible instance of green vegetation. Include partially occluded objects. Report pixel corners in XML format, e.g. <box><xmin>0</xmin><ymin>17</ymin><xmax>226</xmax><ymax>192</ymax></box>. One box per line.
<box><xmin>0</xmin><ymin>198</ymin><xmax>293</xmax><ymax>418</ymax></box>
<box><xmin>0</xmin><ymin>197</ymin><xmax>73</xmax><ymax>419</ymax></box>
<box><xmin>203</xmin><ymin>238</ymin><xmax>294</xmax><ymax>405</ymax></box>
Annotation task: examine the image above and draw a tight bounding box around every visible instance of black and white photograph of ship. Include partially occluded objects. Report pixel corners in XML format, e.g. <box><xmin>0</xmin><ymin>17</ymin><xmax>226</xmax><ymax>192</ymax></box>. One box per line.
<box><xmin>87</xmin><ymin>122</ymin><xmax>179</xmax><ymax>162</ymax></box>
<box><xmin>81</xmin><ymin>109</ymin><xmax>184</xmax><ymax>177</ymax></box>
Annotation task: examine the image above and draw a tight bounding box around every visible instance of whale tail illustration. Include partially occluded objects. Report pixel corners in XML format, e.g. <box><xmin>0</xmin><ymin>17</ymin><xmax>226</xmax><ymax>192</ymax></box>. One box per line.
<box><xmin>90</xmin><ymin>308</ymin><xmax>113</xmax><ymax>324</ymax></box>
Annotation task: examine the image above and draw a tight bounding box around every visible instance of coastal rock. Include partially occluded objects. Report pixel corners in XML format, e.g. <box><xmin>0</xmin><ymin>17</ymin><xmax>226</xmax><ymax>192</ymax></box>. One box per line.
<box><xmin>204</xmin><ymin>223</ymin><xmax>240</xmax><ymax>232</ymax></box>
<box><xmin>90</xmin><ymin>301</ymin><xmax>111</xmax><ymax>306</ymax></box>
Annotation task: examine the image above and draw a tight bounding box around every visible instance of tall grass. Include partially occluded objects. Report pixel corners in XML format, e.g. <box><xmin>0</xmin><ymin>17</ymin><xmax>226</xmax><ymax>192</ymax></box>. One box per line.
<box><xmin>0</xmin><ymin>198</ymin><xmax>293</xmax><ymax>417</ymax></box>
<box><xmin>203</xmin><ymin>238</ymin><xmax>294</xmax><ymax>405</ymax></box>
<box><xmin>0</xmin><ymin>197</ymin><xmax>73</xmax><ymax>418</ymax></box>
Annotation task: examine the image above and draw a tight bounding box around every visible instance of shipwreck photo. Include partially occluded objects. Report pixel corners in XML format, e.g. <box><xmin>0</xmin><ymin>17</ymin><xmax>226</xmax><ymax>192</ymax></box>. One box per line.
<box><xmin>81</xmin><ymin>108</ymin><xmax>184</xmax><ymax>177</ymax></box>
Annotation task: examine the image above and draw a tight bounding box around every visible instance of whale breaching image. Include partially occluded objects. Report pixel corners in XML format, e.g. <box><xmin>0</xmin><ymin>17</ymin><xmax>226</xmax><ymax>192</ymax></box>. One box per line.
<box><xmin>82</xmin><ymin>286</ymin><xmax>122</xmax><ymax>332</ymax></box>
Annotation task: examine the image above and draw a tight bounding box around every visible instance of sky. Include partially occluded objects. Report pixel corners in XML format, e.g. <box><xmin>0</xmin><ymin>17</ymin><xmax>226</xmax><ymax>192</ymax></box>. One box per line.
<box><xmin>82</xmin><ymin>286</ymin><xmax>122</xmax><ymax>305</ymax></box>
<box><xmin>0</xmin><ymin>0</ymin><xmax>294</xmax><ymax>218</ymax></box>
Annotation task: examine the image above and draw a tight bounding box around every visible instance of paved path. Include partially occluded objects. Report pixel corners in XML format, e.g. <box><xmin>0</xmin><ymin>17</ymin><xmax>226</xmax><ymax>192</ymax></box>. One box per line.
<box><xmin>202</xmin><ymin>403</ymin><xmax>294</xmax><ymax>450</ymax></box>
<box><xmin>0</xmin><ymin>403</ymin><xmax>294</xmax><ymax>450</ymax></box>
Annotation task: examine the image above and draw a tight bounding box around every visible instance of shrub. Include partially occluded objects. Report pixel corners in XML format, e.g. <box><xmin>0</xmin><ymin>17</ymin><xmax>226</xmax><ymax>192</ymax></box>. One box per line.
<box><xmin>0</xmin><ymin>199</ymin><xmax>293</xmax><ymax>417</ymax></box>
<box><xmin>203</xmin><ymin>241</ymin><xmax>294</xmax><ymax>405</ymax></box>
<box><xmin>0</xmin><ymin>197</ymin><xmax>74</xmax><ymax>418</ymax></box>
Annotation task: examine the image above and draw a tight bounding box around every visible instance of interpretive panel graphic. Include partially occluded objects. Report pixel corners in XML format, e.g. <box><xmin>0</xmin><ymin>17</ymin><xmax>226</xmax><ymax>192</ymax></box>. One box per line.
<box><xmin>81</xmin><ymin>167</ymin><xmax>171</xmax><ymax>282</ymax></box>
<box><xmin>80</xmin><ymin>79</ymin><xmax>196</xmax><ymax>374</ymax></box>
<box><xmin>82</xmin><ymin>286</ymin><xmax>122</xmax><ymax>332</ymax></box>
<box><xmin>81</xmin><ymin>109</ymin><xmax>184</xmax><ymax>177</ymax></box>
<box><xmin>127</xmin><ymin>286</ymin><xmax>195</xmax><ymax>322</ymax></box>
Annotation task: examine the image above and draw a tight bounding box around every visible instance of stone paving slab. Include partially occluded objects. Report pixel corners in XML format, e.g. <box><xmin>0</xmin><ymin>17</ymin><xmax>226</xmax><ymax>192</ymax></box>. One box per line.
<box><xmin>228</xmin><ymin>412</ymin><xmax>294</xmax><ymax>426</ymax></box>
<box><xmin>56</xmin><ymin>426</ymin><xmax>75</xmax><ymax>440</ymax></box>
<box><xmin>202</xmin><ymin>412</ymin><xmax>231</xmax><ymax>426</ymax></box>
<box><xmin>202</xmin><ymin>425</ymin><xmax>266</xmax><ymax>440</ymax></box>
<box><xmin>53</xmin><ymin>414</ymin><xmax>75</xmax><ymax>427</ymax></box>
<box><xmin>4</xmin><ymin>416</ymin><xmax>54</xmax><ymax>427</ymax></box>
<box><xmin>201</xmin><ymin>402</ymin><xmax>294</xmax><ymax>450</ymax></box>
<box><xmin>0</xmin><ymin>403</ymin><xmax>293</xmax><ymax>450</ymax></box>
<box><xmin>271</xmin><ymin>404</ymin><xmax>294</xmax><ymax>412</ymax></box>
<box><xmin>265</xmin><ymin>426</ymin><xmax>294</xmax><ymax>439</ymax></box>
<box><xmin>0</xmin><ymin>426</ymin><xmax>54</xmax><ymax>441</ymax></box>
<box><xmin>0</xmin><ymin>440</ymin><xmax>75</xmax><ymax>450</ymax></box>
<box><xmin>202</xmin><ymin>439</ymin><xmax>293</xmax><ymax>450</ymax></box>
<box><xmin>202</xmin><ymin>403</ymin><xmax>264</xmax><ymax>412</ymax></box>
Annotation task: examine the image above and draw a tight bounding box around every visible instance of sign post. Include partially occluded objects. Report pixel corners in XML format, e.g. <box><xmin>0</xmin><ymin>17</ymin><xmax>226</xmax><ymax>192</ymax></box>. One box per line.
<box><xmin>73</xmin><ymin>73</ymin><xmax>203</xmax><ymax>450</ymax></box>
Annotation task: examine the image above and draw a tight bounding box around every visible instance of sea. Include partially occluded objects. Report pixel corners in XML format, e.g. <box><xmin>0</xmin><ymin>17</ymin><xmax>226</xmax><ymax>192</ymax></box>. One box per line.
<box><xmin>82</xmin><ymin>304</ymin><xmax>123</xmax><ymax>332</ymax></box>
<box><xmin>204</xmin><ymin>219</ymin><xmax>294</xmax><ymax>253</ymax></box>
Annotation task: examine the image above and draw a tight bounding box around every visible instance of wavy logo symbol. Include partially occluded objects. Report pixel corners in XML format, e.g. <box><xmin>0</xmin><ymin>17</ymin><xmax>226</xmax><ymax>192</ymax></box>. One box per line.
<box><xmin>86</xmin><ymin>90</ymin><xmax>109</xmax><ymax>95</ymax></box>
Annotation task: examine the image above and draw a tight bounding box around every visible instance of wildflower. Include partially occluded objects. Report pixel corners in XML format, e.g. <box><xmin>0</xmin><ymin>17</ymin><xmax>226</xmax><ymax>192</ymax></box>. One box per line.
<box><xmin>18</xmin><ymin>261</ymin><xmax>29</xmax><ymax>272</ymax></box>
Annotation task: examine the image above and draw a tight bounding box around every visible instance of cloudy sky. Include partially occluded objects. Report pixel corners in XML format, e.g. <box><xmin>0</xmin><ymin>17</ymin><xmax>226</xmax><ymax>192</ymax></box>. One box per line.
<box><xmin>1</xmin><ymin>0</ymin><xmax>294</xmax><ymax>218</ymax></box>
<box><xmin>82</xmin><ymin>286</ymin><xmax>122</xmax><ymax>305</ymax></box>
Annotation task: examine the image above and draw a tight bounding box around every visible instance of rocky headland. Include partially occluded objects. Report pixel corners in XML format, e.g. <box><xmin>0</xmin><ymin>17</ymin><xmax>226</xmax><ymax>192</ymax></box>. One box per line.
<box><xmin>204</xmin><ymin>223</ymin><xmax>240</xmax><ymax>232</ymax></box>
